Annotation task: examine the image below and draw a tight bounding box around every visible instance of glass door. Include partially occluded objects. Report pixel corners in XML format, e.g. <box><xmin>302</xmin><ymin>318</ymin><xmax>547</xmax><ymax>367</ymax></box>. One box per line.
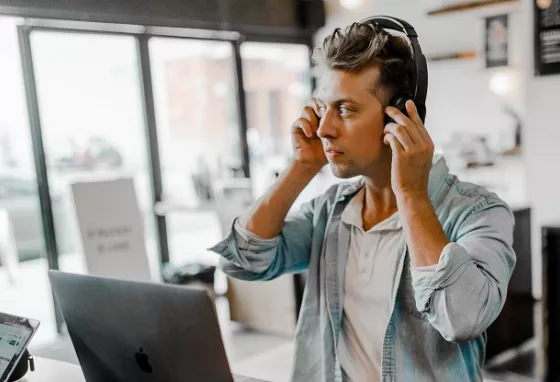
<box><xmin>29</xmin><ymin>31</ymin><xmax>159</xmax><ymax>278</ymax></box>
<box><xmin>239</xmin><ymin>42</ymin><xmax>329</xmax><ymax>205</ymax></box>
<box><xmin>149</xmin><ymin>38</ymin><xmax>243</xmax><ymax>267</ymax></box>
<box><xmin>0</xmin><ymin>17</ymin><xmax>57</xmax><ymax>347</ymax></box>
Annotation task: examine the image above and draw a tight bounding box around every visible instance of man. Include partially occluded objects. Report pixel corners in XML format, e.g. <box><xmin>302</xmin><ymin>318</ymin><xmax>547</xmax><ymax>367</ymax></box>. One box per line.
<box><xmin>210</xmin><ymin>20</ymin><xmax>516</xmax><ymax>382</ymax></box>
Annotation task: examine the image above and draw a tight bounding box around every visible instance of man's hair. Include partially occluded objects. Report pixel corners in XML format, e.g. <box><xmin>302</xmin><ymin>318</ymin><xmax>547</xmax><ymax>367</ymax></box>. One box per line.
<box><xmin>313</xmin><ymin>22</ymin><xmax>415</xmax><ymax>102</ymax></box>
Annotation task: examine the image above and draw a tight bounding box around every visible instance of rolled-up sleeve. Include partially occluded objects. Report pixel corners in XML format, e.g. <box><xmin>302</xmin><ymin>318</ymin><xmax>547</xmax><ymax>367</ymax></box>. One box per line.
<box><xmin>208</xmin><ymin>199</ymin><xmax>316</xmax><ymax>281</ymax></box>
<box><xmin>410</xmin><ymin>204</ymin><xmax>516</xmax><ymax>343</ymax></box>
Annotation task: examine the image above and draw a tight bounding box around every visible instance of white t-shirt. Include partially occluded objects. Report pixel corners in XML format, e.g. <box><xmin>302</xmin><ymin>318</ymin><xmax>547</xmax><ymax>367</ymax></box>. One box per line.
<box><xmin>338</xmin><ymin>187</ymin><xmax>435</xmax><ymax>381</ymax></box>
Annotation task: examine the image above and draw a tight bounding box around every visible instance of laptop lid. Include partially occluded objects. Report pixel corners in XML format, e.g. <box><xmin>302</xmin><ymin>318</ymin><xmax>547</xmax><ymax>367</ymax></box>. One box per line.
<box><xmin>48</xmin><ymin>270</ymin><xmax>234</xmax><ymax>382</ymax></box>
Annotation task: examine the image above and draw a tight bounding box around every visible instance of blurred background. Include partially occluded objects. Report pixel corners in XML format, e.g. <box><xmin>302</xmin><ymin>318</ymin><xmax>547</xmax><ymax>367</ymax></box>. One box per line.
<box><xmin>0</xmin><ymin>0</ymin><xmax>559</xmax><ymax>380</ymax></box>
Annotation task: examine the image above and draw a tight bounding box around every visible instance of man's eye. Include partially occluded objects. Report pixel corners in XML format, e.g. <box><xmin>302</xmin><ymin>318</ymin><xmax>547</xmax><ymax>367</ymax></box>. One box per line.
<box><xmin>339</xmin><ymin>106</ymin><xmax>351</xmax><ymax>115</ymax></box>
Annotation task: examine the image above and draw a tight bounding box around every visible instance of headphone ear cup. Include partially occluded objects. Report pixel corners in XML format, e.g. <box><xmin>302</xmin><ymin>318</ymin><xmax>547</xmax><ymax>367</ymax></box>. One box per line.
<box><xmin>392</xmin><ymin>95</ymin><xmax>409</xmax><ymax>115</ymax></box>
<box><xmin>385</xmin><ymin>92</ymin><xmax>414</xmax><ymax>125</ymax></box>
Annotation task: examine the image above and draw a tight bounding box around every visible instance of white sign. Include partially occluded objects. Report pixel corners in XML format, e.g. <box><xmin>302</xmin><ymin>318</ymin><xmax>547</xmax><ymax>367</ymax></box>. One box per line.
<box><xmin>0</xmin><ymin>209</ymin><xmax>19</xmax><ymax>284</ymax></box>
<box><xmin>71</xmin><ymin>178</ymin><xmax>152</xmax><ymax>282</ymax></box>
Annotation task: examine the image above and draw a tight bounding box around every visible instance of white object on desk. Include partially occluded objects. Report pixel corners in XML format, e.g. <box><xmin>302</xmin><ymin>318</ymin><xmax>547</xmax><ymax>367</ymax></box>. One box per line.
<box><xmin>0</xmin><ymin>208</ymin><xmax>19</xmax><ymax>284</ymax></box>
<box><xmin>70</xmin><ymin>178</ymin><xmax>153</xmax><ymax>282</ymax></box>
<box><xmin>19</xmin><ymin>357</ymin><xmax>85</xmax><ymax>382</ymax></box>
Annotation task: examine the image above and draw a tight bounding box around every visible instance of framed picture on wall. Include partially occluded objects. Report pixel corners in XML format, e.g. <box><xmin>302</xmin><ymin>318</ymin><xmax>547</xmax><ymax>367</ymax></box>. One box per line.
<box><xmin>533</xmin><ymin>0</ymin><xmax>560</xmax><ymax>76</ymax></box>
<box><xmin>485</xmin><ymin>14</ymin><xmax>509</xmax><ymax>68</ymax></box>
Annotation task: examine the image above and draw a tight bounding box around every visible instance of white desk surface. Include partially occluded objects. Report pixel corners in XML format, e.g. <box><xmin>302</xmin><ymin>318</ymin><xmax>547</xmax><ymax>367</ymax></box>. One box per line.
<box><xmin>16</xmin><ymin>357</ymin><xmax>276</xmax><ymax>382</ymax></box>
<box><xmin>18</xmin><ymin>357</ymin><xmax>85</xmax><ymax>382</ymax></box>
<box><xmin>14</xmin><ymin>354</ymin><xmax>505</xmax><ymax>382</ymax></box>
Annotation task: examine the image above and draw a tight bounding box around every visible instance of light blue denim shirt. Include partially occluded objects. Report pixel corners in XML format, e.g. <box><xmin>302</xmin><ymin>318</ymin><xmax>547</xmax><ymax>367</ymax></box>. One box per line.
<box><xmin>209</xmin><ymin>155</ymin><xmax>516</xmax><ymax>382</ymax></box>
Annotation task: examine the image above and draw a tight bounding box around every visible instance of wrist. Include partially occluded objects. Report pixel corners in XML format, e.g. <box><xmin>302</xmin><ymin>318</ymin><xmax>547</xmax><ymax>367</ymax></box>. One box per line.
<box><xmin>395</xmin><ymin>190</ymin><xmax>431</xmax><ymax>203</ymax></box>
<box><xmin>396</xmin><ymin>190</ymin><xmax>431</xmax><ymax>208</ymax></box>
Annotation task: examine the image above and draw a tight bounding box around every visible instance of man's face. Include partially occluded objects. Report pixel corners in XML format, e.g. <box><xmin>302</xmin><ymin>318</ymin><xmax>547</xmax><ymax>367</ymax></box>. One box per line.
<box><xmin>315</xmin><ymin>66</ymin><xmax>390</xmax><ymax>179</ymax></box>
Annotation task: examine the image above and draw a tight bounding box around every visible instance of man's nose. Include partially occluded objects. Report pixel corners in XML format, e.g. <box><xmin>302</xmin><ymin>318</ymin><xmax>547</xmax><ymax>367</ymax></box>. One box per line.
<box><xmin>317</xmin><ymin>110</ymin><xmax>338</xmax><ymax>139</ymax></box>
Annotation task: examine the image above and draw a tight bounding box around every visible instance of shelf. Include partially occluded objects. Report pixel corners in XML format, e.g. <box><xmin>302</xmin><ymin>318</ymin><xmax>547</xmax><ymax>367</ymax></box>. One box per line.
<box><xmin>427</xmin><ymin>51</ymin><xmax>477</xmax><ymax>62</ymax></box>
<box><xmin>427</xmin><ymin>0</ymin><xmax>519</xmax><ymax>16</ymax></box>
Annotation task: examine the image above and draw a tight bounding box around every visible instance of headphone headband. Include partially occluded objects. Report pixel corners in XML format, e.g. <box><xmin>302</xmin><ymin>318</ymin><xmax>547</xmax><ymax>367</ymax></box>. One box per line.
<box><xmin>359</xmin><ymin>15</ymin><xmax>428</xmax><ymax>122</ymax></box>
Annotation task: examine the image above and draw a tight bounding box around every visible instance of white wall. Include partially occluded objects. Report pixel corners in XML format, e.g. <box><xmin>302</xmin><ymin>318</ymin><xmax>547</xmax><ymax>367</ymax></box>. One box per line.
<box><xmin>521</xmin><ymin>0</ymin><xmax>560</xmax><ymax>298</ymax></box>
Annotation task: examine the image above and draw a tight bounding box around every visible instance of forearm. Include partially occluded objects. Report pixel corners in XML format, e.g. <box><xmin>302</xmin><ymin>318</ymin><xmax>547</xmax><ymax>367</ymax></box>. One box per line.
<box><xmin>397</xmin><ymin>192</ymin><xmax>450</xmax><ymax>267</ymax></box>
<box><xmin>240</xmin><ymin>160</ymin><xmax>320</xmax><ymax>239</ymax></box>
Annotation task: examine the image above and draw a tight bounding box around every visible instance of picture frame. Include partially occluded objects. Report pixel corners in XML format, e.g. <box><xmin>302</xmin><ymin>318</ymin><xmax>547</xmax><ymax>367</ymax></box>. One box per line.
<box><xmin>533</xmin><ymin>0</ymin><xmax>560</xmax><ymax>76</ymax></box>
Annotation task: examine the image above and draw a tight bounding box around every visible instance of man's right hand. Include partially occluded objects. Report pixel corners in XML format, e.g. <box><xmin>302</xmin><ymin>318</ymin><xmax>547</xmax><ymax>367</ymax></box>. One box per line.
<box><xmin>291</xmin><ymin>101</ymin><xmax>328</xmax><ymax>171</ymax></box>
<box><xmin>240</xmin><ymin>101</ymin><xmax>326</xmax><ymax>239</ymax></box>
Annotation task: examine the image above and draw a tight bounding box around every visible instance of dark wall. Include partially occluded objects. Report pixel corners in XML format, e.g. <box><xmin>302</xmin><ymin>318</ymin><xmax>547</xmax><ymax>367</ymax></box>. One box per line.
<box><xmin>541</xmin><ymin>225</ymin><xmax>560</xmax><ymax>380</ymax></box>
<box><xmin>485</xmin><ymin>207</ymin><xmax>534</xmax><ymax>360</ymax></box>
<box><xmin>0</xmin><ymin>0</ymin><xmax>325</xmax><ymax>35</ymax></box>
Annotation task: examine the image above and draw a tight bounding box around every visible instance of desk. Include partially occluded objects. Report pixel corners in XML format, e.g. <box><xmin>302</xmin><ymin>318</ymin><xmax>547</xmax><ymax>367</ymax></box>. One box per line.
<box><xmin>17</xmin><ymin>357</ymin><xmax>271</xmax><ymax>382</ymax></box>
<box><xmin>18</xmin><ymin>357</ymin><xmax>85</xmax><ymax>382</ymax></box>
<box><xmin>19</xmin><ymin>354</ymin><xmax>509</xmax><ymax>382</ymax></box>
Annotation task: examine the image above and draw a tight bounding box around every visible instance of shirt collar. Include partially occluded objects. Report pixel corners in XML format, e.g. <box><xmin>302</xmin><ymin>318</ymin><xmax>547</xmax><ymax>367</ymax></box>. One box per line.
<box><xmin>341</xmin><ymin>187</ymin><xmax>365</xmax><ymax>227</ymax></box>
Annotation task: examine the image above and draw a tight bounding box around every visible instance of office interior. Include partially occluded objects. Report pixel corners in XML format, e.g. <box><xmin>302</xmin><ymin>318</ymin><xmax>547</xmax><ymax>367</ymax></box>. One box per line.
<box><xmin>0</xmin><ymin>0</ymin><xmax>559</xmax><ymax>380</ymax></box>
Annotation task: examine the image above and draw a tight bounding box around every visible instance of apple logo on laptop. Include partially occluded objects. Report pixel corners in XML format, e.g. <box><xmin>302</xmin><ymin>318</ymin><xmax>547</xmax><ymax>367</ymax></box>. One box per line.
<box><xmin>135</xmin><ymin>348</ymin><xmax>153</xmax><ymax>373</ymax></box>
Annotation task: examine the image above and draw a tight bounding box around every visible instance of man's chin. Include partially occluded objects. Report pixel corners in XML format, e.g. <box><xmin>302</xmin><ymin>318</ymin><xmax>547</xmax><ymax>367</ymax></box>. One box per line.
<box><xmin>328</xmin><ymin>163</ymin><xmax>356</xmax><ymax>179</ymax></box>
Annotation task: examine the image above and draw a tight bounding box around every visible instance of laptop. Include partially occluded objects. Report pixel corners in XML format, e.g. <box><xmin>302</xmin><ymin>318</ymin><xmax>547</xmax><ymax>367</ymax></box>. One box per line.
<box><xmin>48</xmin><ymin>270</ymin><xmax>268</xmax><ymax>382</ymax></box>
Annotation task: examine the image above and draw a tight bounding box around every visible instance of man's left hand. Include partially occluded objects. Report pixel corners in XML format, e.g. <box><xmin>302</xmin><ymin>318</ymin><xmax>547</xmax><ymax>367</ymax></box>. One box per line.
<box><xmin>383</xmin><ymin>100</ymin><xmax>434</xmax><ymax>200</ymax></box>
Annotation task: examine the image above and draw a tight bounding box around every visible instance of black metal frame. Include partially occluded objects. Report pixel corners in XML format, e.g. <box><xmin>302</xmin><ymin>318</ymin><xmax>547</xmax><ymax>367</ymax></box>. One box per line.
<box><xmin>18</xmin><ymin>17</ymin><xmax>315</xmax><ymax>44</ymax></box>
<box><xmin>17</xmin><ymin>24</ymin><xmax>65</xmax><ymax>332</ymax></box>
<box><xmin>232</xmin><ymin>38</ymin><xmax>251</xmax><ymax>179</ymax></box>
<box><xmin>136</xmin><ymin>35</ymin><xmax>169</xmax><ymax>265</ymax></box>
<box><xmin>14</xmin><ymin>16</ymin><xmax>314</xmax><ymax>332</ymax></box>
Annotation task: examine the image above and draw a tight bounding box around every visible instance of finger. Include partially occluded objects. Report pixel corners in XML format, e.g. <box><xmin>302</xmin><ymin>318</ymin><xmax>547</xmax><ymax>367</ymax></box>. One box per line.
<box><xmin>405</xmin><ymin>100</ymin><xmax>424</xmax><ymax>127</ymax></box>
<box><xmin>404</xmin><ymin>100</ymin><xmax>434</xmax><ymax>147</ymax></box>
<box><xmin>309</xmin><ymin>99</ymin><xmax>322</xmax><ymax>119</ymax></box>
<box><xmin>386</xmin><ymin>106</ymin><xmax>424</xmax><ymax>147</ymax></box>
<box><xmin>418</xmin><ymin>126</ymin><xmax>434</xmax><ymax>151</ymax></box>
<box><xmin>302</xmin><ymin>106</ymin><xmax>320</xmax><ymax>132</ymax></box>
<box><xmin>386</xmin><ymin>106</ymin><xmax>416</xmax><ymax>131</ymax></box>
<box><xmin>407</xmin><ymin>107</ymin><xmax>434</xmax><ymax>149</ymax></box>
<box><xmin>384</xmin><ymin>123</ymin><xmax>414</xmax><ymax>151</ymax></box>
<box><xmin>293</xmin><ymin>118</ymin><xmax>313</xmax><ymax>138</ymax></box>
<box><xmin>416</xmin><ymin>121</ymin><xmax>434</xmax><ymax>150</ymax></box>
<box><xmin>384</xmin><ymin>133</ymin><xmax>404</xmax><ymax>154</ymax></box>
<box><xmin>404</xmin><ymin>101</ymin><xmax>428</xmax><ymax>144</ymax></box>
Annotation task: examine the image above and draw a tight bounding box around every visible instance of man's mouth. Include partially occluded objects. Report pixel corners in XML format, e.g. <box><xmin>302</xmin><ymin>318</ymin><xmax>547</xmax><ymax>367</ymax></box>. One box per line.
<box><xmin>325</xmin><ymin>148</ymin><xmax>344</xmax><ymax>158</ymax></box>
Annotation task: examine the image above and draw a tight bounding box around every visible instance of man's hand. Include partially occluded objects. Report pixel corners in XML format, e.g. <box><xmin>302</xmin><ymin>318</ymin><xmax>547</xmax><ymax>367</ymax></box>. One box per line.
<box><xmin>383</xmin><ymin>100</ymin><xmax>449</xmax><ymax>267</ymax></box>
<box><xmin>291</xmin><ymin>100</ymin><xmax>328</xmax><ymax>172</ymax></box>
<box><xmin>383</xmin><ymin>100</ymin><xmax>435</xmax><ymax>199</ymax></box>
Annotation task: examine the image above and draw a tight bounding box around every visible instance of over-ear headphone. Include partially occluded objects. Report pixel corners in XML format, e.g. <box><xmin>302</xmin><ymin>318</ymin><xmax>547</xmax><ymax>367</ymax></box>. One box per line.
<box><xmin>359</xmin><ymin>15</ymin><xmax>429</xmax><ymax>125</ymax></box>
